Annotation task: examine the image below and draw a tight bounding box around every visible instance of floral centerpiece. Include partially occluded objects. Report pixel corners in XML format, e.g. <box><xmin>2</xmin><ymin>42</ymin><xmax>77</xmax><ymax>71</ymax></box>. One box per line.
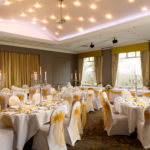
<box><xmin>105</xmin><ymin>84</ymin><xmax>112</xmax><ymax>90</ymax></box>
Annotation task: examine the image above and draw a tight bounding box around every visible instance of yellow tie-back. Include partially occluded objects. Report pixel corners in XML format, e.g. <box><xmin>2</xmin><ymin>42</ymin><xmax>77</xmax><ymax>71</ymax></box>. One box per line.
<box><xmin>74</xmin><ymin>107</ymin><xmax>81</xmax><ymax>115</ymax></box>
<box><xmin>1</xmin><ymin>114</ymin><xmax>13</xmax><ymax>128</ymax></box>
<box><xmin>94</xmin><ymin>90</ymin><xmax>99</xmax><ymax>94</ymax></box>
<box><xmin>81</xmin><ymin>102</ymin><xmax>87</xmax><ymax>127</ymax></box>
<box><xmin>144</xmin><ymin>92</ymin><xmax>150</xmax><ymax>96</ymax></box>
<box><xmin>73</xmin><ymin>94</ymin><xmax>80</xmax><ymax>101</ymax></box>
<box><xmin>110</xmin><ymin>90</ymin><xmax>122</xmax><ymax>94</ymax></box>
<box><xmin>88</xmin><ymin>88</ymin><xmax>94</xmax><ymax>91</ymax></box>
<box><xmin>87</xmin><ymin>93</ymin><xmax>93</xmax><ymax>97</ymax></box>
<box><xmin>42</xmin><ymin>89</ymin><xmax>49</xmax><ymax>97</ymax></box>
<box><xmin>16</xmin><ymin>94</ymin><xmax>24</xmax><ymax>101</ymax></box>
<box><xmin>63</xmin><ymin>97</ymin><xmax>72</xmax><ymax>103</ymax></box>
<box><xmin>130</xmin><ymin>91</ymin><xmax>143</xmax><ymax>97</ymax></box>
<box><xmin>51</xmin><ymin>111</ymin><xmax>65</xmax><ymax>146</ymax></box>
<box><xmin>51</xmin><ymin>111</ymin><xmax>65</xmax><ymax>124</ymax></box>
<box><xmin>0</xmin><ymin>96</ymin><xmax>5</xmax><ymax>112</ymax></box>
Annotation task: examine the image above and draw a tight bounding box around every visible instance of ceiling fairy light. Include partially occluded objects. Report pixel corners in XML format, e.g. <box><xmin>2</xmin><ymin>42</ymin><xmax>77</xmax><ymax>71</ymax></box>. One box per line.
<box><xmin>56</xmin><ymin>0</ymin><xmax>66</xmax><ymax>24</ymax></box>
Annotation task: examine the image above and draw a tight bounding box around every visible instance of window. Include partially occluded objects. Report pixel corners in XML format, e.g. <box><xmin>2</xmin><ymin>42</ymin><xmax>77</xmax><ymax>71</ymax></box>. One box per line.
<box><xmin>116</xmin><ymin>51</ymin><xmax>143</xmax><ymax>88</ymax></box>
<box><xmin>81</xmin><ymin>57</ymin><xmax>96</xmax><ymax>85</ymax></box>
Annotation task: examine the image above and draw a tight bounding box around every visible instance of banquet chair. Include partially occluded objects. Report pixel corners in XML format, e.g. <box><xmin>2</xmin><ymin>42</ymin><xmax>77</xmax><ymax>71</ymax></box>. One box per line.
<box><xmin>109</xmin><ymin>90</ymin><xmax>122</xmax><ymax>103</ymax></box>
<box><xmin>1</xmin><ymin>88</ymin><xmax>11</xmax><ymax>94</ymax></box>
<box><xmin>86</xmin><ymin>90</ymin><xmax>94</xmax><ymax>113</ymax></box>
<box><xmin>62</xmin><ymin>93</ymin><xmax>73</xmax><ymax>118</ymax></box>
<box><xmin>0</xmin><ymin>119</ymin><xmax>14</xmax><ymax>150</ymax></box>
<box><xmin>93</xmin><ymin>90</ymin><xmax>102</xmax><ymax>110</ymax></box>
<box><xmin>0</xmin><ymin>94</ymin><xmax>7</xmax><ymax>110</ymax></box>
<box><xmin>102</xmin><ymin>93</ymin><xmax>129</xmax><ymax>136</ymax></box>
<box><xmin>137</xmin><ymin>106</ymin><xmax>150</xmax><ymax>149</ymax></box>
<box><xmin>32</xmin><ymin>93</ymin><xmax>40</xmax><ymax>105</ymax></box>
<box><xmin>64</xmin><ymin>101</ymin><xmax>82</xmax><ymax>146</ymax></box>
<box><xmin>143</xmin><ymin>92</ymin><xmax>150</xmax><ymax>99</ymax></box>
<box><xmin>8</xmin><ymin>95</ymin><xmax>20</xmax><ymax>106</ymax></box>
<box><xmin>32</xmin><ymin>107</ymin><xmax>67</xmax><ymax>150</ymax></box>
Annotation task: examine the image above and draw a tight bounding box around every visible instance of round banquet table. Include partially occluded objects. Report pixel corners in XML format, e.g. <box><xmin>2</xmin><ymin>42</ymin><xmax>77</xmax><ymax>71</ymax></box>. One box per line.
<box><xmin>0</xmin><ymin>103</ymin><xmax>67</xmax><ymax>150</ymax></box>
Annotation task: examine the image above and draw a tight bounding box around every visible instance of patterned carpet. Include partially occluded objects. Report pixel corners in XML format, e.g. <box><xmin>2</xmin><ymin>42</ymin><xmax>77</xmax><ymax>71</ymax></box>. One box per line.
<box><xmin>67</xmin><ymin>110</ymin><xmax>146</xmax><ymax>150</ymax></box>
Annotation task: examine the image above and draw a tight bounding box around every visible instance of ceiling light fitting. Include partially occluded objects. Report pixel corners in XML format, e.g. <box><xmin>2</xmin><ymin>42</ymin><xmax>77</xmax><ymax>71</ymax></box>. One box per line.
<box><xmin>57</xmin><ymin>0</ymin><xmax>66</xmax><ymax>24</ymax></box>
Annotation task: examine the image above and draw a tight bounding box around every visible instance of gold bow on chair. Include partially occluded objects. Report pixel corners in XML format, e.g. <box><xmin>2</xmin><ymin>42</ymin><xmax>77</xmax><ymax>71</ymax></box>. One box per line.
<box><xmin>0</xmin><ymin>95</ymin><xmax>5</xmax><ymax>112</ymax></box>
<box><xmin>63</xmin><ymin>97</ymin><xmax>72</xmax><ymax>104</ymax></box>
<box><xmin>29</xmin><ymin>89</ymin><xmax>36</xmax><ymax>99</ymax></box>
<box><xmin>73</xmin><ymin>94</ymin><xmax>80</xmax><ymax>101</ymax></box>
<box><xmin>42</xmin><ymin>89</ymin><xmax>49</xmax><ymax>99</ymax></box>
<box><xmin>16</xmin><ymin>94</ymin><xmax>24</xmax><ymax>101</ymax></box>
<box><xmin>144</xmin><ymin>110</ymin><xmax>150</xmax><ymax>120</ymax></box>
<box><xmin>72</xmin><ymin>107</ymin><xmax>81</xmax><ymax>140</ymax></box>
<box><xmin>51</xmin><ymin>111</ymin><xmax>65</xmax><ymax>146</ymax></box>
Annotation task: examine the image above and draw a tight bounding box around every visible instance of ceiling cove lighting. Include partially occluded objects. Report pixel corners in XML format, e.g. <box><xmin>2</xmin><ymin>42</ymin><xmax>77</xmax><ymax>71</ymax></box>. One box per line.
<box><xmin>58</xmin><ymin>11</ymin><xmax>150</xmax><ymax>41</ymax></box>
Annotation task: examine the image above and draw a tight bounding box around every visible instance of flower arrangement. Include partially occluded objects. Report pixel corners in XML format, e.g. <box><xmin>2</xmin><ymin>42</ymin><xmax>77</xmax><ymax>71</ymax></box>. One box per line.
<box><xmin>105</xmin><ymin>84</ymin><xmax>112</xmax><ymax>90</ymax></box>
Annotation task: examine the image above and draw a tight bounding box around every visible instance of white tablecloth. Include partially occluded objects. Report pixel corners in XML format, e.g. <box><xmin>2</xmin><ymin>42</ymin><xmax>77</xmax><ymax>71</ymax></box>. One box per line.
<box><xmin>114</xmin><ymin>97</ymin><xmax>145</xmax><ymax>134</ymax></box>
<box><xmin>0</xmin><ymin>102</ymin><xmax>68</xmax><ymax>150</ymax></box>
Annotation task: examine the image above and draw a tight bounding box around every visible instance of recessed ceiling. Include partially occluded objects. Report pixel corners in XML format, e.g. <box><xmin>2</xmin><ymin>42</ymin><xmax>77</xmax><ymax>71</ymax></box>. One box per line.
<box><xmin>0</xmin><ymin>0</ymin><xmax>150</xmax><ymax>53</ymax></box>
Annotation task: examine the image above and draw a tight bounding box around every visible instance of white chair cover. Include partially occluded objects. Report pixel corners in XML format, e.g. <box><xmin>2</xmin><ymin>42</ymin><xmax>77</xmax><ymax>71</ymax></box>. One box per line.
<box><xmin>0</xmin><ymin>128</ymin><xmax>14</xmax><ymax>150</ymax></box>
<box><xmin>93</xmin><ymin>90</ymin><xmax>102</xmax><ymax>110</ymax></box>
<box><xmin>137</xmin><ymin>106</ymin><xmax>150</xmax><ymax>149</ymax></box>
<box><xmin>103</xmin><ymin>95</ymin><xmax>129</xmax><ymax>136</ymax></box>
<box><xmin>64</xmin><ymin>101</ymin><xmax>82</xmax><ymax>146</ymax></box>
<box><xmin>9</xmin><ymin>95</ymin><xmax>20</xmax><ymax>106</ymax></box>
<box><xmin>62</xmin><ymin>93</ymin><xmax>73</xmax><ymax>118</ymax></box>
<box><xmin>86</xmin><ymin>90</ymin><xmax>94</xmax><ymax>113</ymax></box>
<box><xmin>1</xmin><ymin>88</ymin><xmax>11</xmax><ymax>94</ymax></box>
<box><xmin>33</xmin><ymin>107</ymin><xmax>67</xmax><ymax>150</ymax></box>
<box><xmin>109</xmin><ymin>90</ymin><xmax>122</xmax><ymax>103</ymax></box>
<box><xmin>32</xmin><ymin>93</ymin><xmax>40</xmax><ymax>104</ymax></box>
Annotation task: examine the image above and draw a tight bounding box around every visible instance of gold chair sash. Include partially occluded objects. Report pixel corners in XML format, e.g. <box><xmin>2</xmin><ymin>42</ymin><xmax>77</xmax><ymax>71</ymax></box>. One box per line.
<box><xmin>73</xmin><ymin>94</ymin><xmax>80</xmax><ymax>101</ymax></box>
<box><xmin>130</xmin><ymin>91</ymin><xmax>143</xmax><ymax>97</ymax></box>
<box><xmin>0</xmin><ymin>96</ymin><xmax>5</xmax><ymax>112</ymax></box>
<box><xmin>72</xmin><ymin>107</ymin><xmax>81</xmax><ymax>140</ymax></box>
<box><xmin>51</xmin><ymin>111</ymin><xmax>65</xmax><ymax>146</ymax></box>
<box><xmin>16</xmin><ymin>94</ymin><xmax>24</xmax><ymax>101</ymax></box>
<box><xmin>144</xmin><ymin>92</ymin><xmax>150</xmax><ymax>96</ymax></box>
<box><xmin>81</xmin><ymin>102</ymin><xmax>87</xmax><ymax>127</ymax></box>
<box><xmin>29</xmin><ymin>89</ymin><xmax>36</xmax><ymax>99</ymax></box>
<box><xmin>63</xmin><ymin>97</ymin><xmax>72</xmax><ymax>104</ymax></box>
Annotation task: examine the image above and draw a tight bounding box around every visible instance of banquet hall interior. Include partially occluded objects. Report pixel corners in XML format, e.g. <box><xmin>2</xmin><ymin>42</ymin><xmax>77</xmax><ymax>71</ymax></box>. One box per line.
<box><xmin>0</xmin><ymin>0</ymin><xmax>150</xmax><ymax>150</ymax></box>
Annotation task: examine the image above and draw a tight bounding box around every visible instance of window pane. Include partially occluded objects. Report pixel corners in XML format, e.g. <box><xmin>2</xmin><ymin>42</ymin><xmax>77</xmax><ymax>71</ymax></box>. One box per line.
<box><xmin>128</xmin><ymin>52</ymin><xmax>135</xmax><ymax>57</ymax></box>
<box><xmin>81</xmin><ymin>57</ymin><xmax>96</xmax><ymax>85</ymax></box>
<box><xmin>119</xmin><ymin>53</ymin><xmax>126</xmax><ymax>58</ymax></box>
<box><xmin>116</xmin><ymin>53</ymin><xmax>143</xmax><ymax>88</ymax></box>
<box><xmin>90</xmin><ymin>57</ymin><xmax>94</xmax><ymax>61</ymax></box>
<box><xmin>136</xmin><ymin>51</ymin><xmax>140</xmax><ymax>57</ymax></box>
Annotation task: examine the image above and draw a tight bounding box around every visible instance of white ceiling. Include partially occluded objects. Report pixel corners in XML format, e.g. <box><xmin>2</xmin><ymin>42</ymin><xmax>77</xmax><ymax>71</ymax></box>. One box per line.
<box><xmin>0</xmin><ymin>0</ymin><xmax>150</xmax><ymax>53</ymax></box>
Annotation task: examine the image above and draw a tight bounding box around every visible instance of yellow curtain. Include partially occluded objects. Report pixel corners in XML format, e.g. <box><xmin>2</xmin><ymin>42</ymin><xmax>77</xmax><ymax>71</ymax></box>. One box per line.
<box><xmin>94</xmin><ymin>56</ymin><xmax>102</xmax><ymax>85</ymax></box>
<box><xmin>140</xmin><ymin>50</ymin><xmax>150</xmax><ymax>87</ymax></box>
<box><xmin>0</xmin><ymin>51</ymin><xmax>40</xmax><ymax>88</ymax></box>
<box><xmin>78</xmin><ymin>58</ymin><xmax>83</xmax><ymax>85</ymax></box>
<box><xmin>112</xmin><ymin>54</ymin><xmax>118</xmax><ymax>87</ymax></box>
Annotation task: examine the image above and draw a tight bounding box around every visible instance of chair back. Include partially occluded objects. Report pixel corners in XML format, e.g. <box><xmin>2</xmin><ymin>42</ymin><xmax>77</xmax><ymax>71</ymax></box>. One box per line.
<box><xmin>47</xmin><ymin>107</ymin><xmax>66</xmax><ymax>149</ymax></box>
<box><xmin>68</xmin><ymin>101</ymin><xmax>81</xmax><ymax>142</ymax></box>
<box><xmin>9</xmin><ymin>95</ymin><xmax>20</xmax><ymax>106</ymax></box>
<box><xmin>81</xmin><ymin>100</ymin><xmax>87</xmax><ymax>128</ymax></box>
<box><xmin>1</xmin><ymin>88</ymin><xmax>10</xmax><ymax>94</ymax></box>
<box><xmin>109</xmin><ymin>90</ymin><xmax>122</xmax><ymax>102</ymax></box>
<box><xmin>32</xmin><ymin>93</ymin><xmax>40</xmax><ymax>104</ymax></box>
